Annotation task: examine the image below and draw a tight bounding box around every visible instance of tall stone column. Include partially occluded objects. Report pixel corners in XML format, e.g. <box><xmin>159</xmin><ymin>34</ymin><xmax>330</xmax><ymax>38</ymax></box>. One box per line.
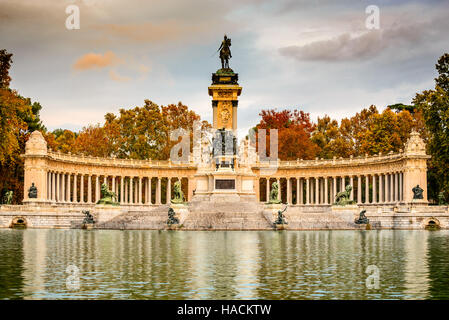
<box><xmin>306</xmin><ymin>177</ymin><xmax>310</xmax><ymax>205</ymax></box>
<box><xmin>61</xmin><ymin>174</ymin><xmax>66</xmax><ymax>202</ymax></box>
<box><xmin>66</xmin><ymin>174</ymin><xmax>70</xmax><ymax>203</ymax></box>
<box><xmin>379</xmin><ymin>174</ymin><xmax>384</xmax><ymax>203</ymax></box>
<box><xmin>129</xmin><ymin>177</ymin><xmax>134</xmax><ymax>204</ymax></box>
<box><xmin>124</xmin><ymin>179</ymin><xmax>128</xmax><ymax>204</ymax></box>
<box><xmin>88</xmin><ymin>175</ymin><xmax>92</xmax><ymax>203</ymax></box>
<box><xmin>349</xmin><ymin>176</ymin><xmax>354</xmax><ymax>200</ymax></box>
<box><xmin>112</xmin><ymin>176</ymin><xmax>115</xmax><ymax>197</ymax></box>
<box><xmin>394</xmin><ymin>173</ymin><xmax>399</xmax><ymax>203</ymax></box>
<box><xmin>365</xmin><ymin>175</ymin><xmax>370</xmax><ymax>204</ymax></box>
<box><xmin>95</xmin><ymin>176</ymin><xmax>100</xmax><ymax>203</ymax></box>
<box><xmin>372</xmin><ymin>175</ymin><xmax>377</xmax><ymax>203</ymax></box>
<box><xmin>324</xmin><ymin>177</ymin><xmax>328</xmax><ymax>204</ymax></box>
<box><xmin>315</xmin><ymin>177</ymin><xmax>319</xmax><ymax>204</ymax></box>
<box><xmin>357</xmin><ymin>176</ymin><xmax>362</xmax><ymax>204</ymax></box>
<box><xmin>148</xmin><ymin>177</ymin><xmax>153</xmax><ymax>204</ymax></box>
<box><xmin>80</xmin><ymin>175</ymin><xmax>84</xmax><ymax>203</ymax></box>
<box><xmin>166</xmin><ymin>177</ymin><xmax>171</xmax><ymax>204</ymax></box>
<box><xmin>333</xmin><ymin>176</ymin><xmax>337</xmax><ymax>202</ymax></box>
<box><xmin>120</xmin><ymin>177</ymin><xmax>124</xmax><ymax>203</ymax></box>
<box><xmin>267</xmin><ymin>178</ymin><xmax>270</xmax><ymax>202</ymax></box>
<box><xmin>399</xmin><ymin>172</ymin><xmax>403</xmax><ymax>202</ymax></box>
<box><xmin>157</xmin><ymin>178</ymin><xmax>161</xmax><ymax>205</ymax></box>
<box><xmin>46</xmin><ymin>172</ymin><xmax>51</xmax><ymax>200</ymax></box>
<box><xmin>73</xmin><ymin>174</ymin><xmax>77</xmax><ymax>203</ymax></box>
<box><xmin>139</xmin><ymin>177</ymin><xmax>143</xmax><ymax>204</ymax></box>
<box><xmin>296</xmin><ymin>178</ymin><xmax>300</xmax><ymax>205</ymax></box>
<box><xmin>390</xmin><ymin>174</ymin><xmax>394</xmax><ymax>203</ymax></box>
<box><xmin>56</xmin><ymin>172</ymin><xmax>60</xmax><ymax>202</ymax></box>
<box><xmin>385</xmin><ymin>173</ymin><xmax>389</xmax><ymax>203</ymax></box>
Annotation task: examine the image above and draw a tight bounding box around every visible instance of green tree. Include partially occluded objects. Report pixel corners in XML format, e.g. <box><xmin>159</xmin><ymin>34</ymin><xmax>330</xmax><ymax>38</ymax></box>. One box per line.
<box><xmin>414</xmin><ymin>53</ymin><xmax>449</xmax><ymax>201</ymax></box>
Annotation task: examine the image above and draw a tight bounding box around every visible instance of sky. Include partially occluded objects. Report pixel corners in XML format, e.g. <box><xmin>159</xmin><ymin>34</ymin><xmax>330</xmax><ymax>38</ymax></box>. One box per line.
<box><xmin>1</xmin><ymin>0</ymin><xmax>448</xmax><ymax>139</ymax></box>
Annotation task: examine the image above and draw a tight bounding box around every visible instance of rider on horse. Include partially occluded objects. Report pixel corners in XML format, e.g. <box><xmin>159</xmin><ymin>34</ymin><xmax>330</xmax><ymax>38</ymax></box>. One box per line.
<box><xmin>218</xmin><ymin>35</ymin><xmax>232</xmax><ymax>69</ymax></box>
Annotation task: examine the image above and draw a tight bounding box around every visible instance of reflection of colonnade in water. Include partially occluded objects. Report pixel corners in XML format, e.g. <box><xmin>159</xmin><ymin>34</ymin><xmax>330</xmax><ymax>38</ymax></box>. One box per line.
<box><xmin>18</xmin><ymin>230</ymin><xmax>432</xmax><ymax>299</ymax></box>
<box><xmin>253</xmin><ymin>231</ymin><xmax>429</xmax><ymax>299</ymax></box>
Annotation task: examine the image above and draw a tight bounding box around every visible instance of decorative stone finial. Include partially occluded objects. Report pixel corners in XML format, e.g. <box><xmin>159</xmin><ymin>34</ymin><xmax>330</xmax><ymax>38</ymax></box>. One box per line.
<box><xmin>25</xmin><ymin>131</ymin><xmax>47</xmax><ymax>156</ymax></box>
<box><xmin>404</xmin><ymin>130</ymin><xmax>426</xmax><ymax>155</ymax></box>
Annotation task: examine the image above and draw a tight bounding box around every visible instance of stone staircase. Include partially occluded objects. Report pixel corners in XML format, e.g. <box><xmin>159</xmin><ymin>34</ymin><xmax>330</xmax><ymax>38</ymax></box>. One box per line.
<box><xmin>183</xmin><ymin>201</ymin><xmax>272</xmax><ymax>230</ymax></box>
<box><xmin>96</xmin><ymin>205</ymin><xmax>170</xmax><ymax>230</ymax></box>
<box><xmin>284</xmin><ymin>206</ymin><xmax>358</xmax><ymax>230</ymax></box>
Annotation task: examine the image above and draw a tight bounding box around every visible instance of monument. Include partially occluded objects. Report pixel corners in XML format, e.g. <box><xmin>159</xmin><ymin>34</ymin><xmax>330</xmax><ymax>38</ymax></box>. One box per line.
<box><xmin>192</xmin><ymin>34</ymin><xmax>257</xmax><ymax>203</ymax></box>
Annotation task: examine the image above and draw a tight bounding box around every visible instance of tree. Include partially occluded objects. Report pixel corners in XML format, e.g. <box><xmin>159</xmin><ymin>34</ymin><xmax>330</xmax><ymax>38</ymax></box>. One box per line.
<box><xmin>414</xmin><ymin>54</ymin><xmax>449</xmax><ymax>201</ymax></box>
<box><xmin>0</xmin><ymin>49</ymin><xmax>44</xmax><ymax>204</ymax></box>
<box><xmin>255</xmin><ymin>109</ymin><xmax>320</xmax><ymax>160</ymax></box>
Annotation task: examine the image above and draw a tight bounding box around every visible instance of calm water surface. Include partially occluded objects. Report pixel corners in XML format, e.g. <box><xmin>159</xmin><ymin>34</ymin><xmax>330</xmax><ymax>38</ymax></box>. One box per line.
<box><xmin>1</xmin><ymin>229</ymin><xmax>449</xmax><ymax>300</ymax></box>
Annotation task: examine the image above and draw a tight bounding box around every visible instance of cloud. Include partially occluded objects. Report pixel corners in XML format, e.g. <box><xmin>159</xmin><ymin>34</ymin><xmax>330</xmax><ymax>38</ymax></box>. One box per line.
<box><xmin>73</xmin><ymin>51</ymin><xmax>123</xmax><ymax>70</ymax></box>
<box><xmin>278</xmin><ymin>10</ymin><xmax>449</xmax><ymax>62</ymax></box>
<box><xmin>108</xmin><ymin>70</ymin><xmax>131</xmax><ymax>82</ymax></box>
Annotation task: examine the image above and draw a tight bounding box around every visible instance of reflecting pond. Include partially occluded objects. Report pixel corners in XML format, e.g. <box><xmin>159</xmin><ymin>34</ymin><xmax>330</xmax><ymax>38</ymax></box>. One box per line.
<box><xmin>1</xmin><ymin>229</ymin><xmax>449</xmax><ymax>299</ymax></box>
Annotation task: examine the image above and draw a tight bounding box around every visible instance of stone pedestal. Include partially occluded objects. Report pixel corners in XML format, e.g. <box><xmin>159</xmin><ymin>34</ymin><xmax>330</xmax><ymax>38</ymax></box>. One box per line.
<box><xmin>92</xmin><ymin>205</ymin><xmax>123</xmax><ymax>223</ymax></box>
<box><xmin>265</xmin><ymin>203</ymin><xmax>285</xmax><ymax>224</ymax></box>
<box><xmin>331</xmin><ymin>204</ymin><xmax>359</xmax><ymax>222</ymax></box>
<box><xmin>170</xmin><ymin>203</ymin><xmax>189</xmax><ymax>225</ymax></box>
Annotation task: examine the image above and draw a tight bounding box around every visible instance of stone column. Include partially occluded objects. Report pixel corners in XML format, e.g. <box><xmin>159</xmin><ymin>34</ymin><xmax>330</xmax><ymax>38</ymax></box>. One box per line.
<box><xmin>315</xmin><ymin>177</ymin><xmax>319</xmax><ymax>204</ymax></box>
<box><xmin>394</xmin><ymin>172</ymin><xmax>399</xmax><ymax>203</ymax></box>
<box><xmin>357</xmin><ymin>176</ymin><xmax>362</xmax><ymax>204</ymax></box>
<box><xmin>390</xmin><ymin>174</ymin><xmax>394</xmax><ymax>203</ymax></box>
<box><xmin>55</xmin><ymin>172</ymin><xmax>60</xmax><ymax>202</ymax></box>
<box><xmin>332</xmin><ymin>176</ymin><xmax>337</xmax><ymax>203</ymax></box>
<box><xmin>365</xmin><ymin>175</ymin><xmax>370</xmax><ymax>204</ymax></box>
<box><xmin>120</xmin><ymin>177</ymin><xmax>124</xmax><ymax>203</ymax></box>
<box><xmin>267</xmin><ymin>178</ymin><xmax>270</xmax><ymax>202</ymax></box>
<box><xmin>88</xmin><ymin>175</ymin><xmax>92</xmax><ymax>203</ymax></box>
<box><xmin>166</xmin><ymin>177</ymin><xmax>171</xmax><ymax>204</ymax></box>
<box><xmin>61</xmin><ymin>174</ymin><xmax>66</xmax><ymax>202</ymax></box>
<box><xmin>148</xmin><ymin>177</ymin><xmax>153</xmax><ymax>204</ymax></box>
<box><xmin>124</xmin><ymin>179</ymin><xmax>128</xmax><ymax>204</ymax></box>
<box><xmin>286</xmin><ymin>178</ymin><xmax>291</xmax><ymax>204</ymax></box>
<box><xmin>379</xmin><ymin>174</ymin><xmax>384</xmax><ymax>203</ymax></box>
<box><xmin>73</xmin><ymin>174</ymin><xmax>77</xmax><ymax>203</ymax></box>
<box><xmin>306</xmin><ymin>178</ymin><xmax>310</xmax><ymax>205</ymax></box>
<box><xmin>276</xmin><ymin>178</ymin><xmax>280</xmax><ymax>201</ymax></box>
<box><xmin>157</xmin><ymin>178</ymin><xmax>161</xmax><ymax>205</ymax></box>
<box><xmin>95</xmin><ymin>176</ymin><xmax>100</xmax><ymax>203</ymax></box>
<box><xmin>139</xmin><ymin>177</ymin><xmax>143</xmax><ymax>204</ymax></box>
<box><xmin>324</xmin><ymin>177</ymin><xmax>328</xmax><ymax>204</ymax></box>
<box><xmin>349</xmin><ymin>176</ymin><xmax>354</xmax><ymax>200</ymax></box>
<box><xmin>299</xmin><ymin>178</ymin><xmax>303</xmax><ymax>205</ymax></box>
<box><xmin>384</xmin><ymin>174</ymin><xmax>389</xmax><ymax>203</ymax></box>
<box><xmin>66</xmin><ymin>174</ymin><xmax>70</xmax><ymax>203</ymax></box>
<box><xmin>372</xmin><ymin>174</ymin><xmax>377</xmax><ymax>204</ymax></box>
<box><xmin>80</xmin><ymin>175</ymin><xmax>84</xmax><ymax>203</ymax></box>
<box><xmin>399</xmin><ymin>172</ymin><xmax>403</xmax><ymax>202</ymax></box>
<box><xmin>129</xmin><ymin>177</ymin><xmax>133</xmax><ymax>204</ymax></box>
<box><xmin>111</xmin><ymin>176</ymin><xmax>115</xmax><ymax>192</ymax></box>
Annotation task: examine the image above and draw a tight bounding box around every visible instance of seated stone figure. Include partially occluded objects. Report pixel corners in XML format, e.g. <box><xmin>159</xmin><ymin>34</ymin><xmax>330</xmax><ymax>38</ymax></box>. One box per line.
<box><xmin>28</xmin><ymin>183</ymin><xmax>37</xmax><ymax>199</ymax></box>
<box><xmin>355</xmin><ymin>209</ymin><xmax>369</xmax><ymax>224</ymax></box>
<box><xmin>166</xmin><ymin>207</ymin><xmax>179</xmax><ymax>225</ymax></box>
<box><xmin>268</xmin><ymin>182</ymin><xmax>282</xmax><ymax>204</ymax></box>
<box><xmin>412</xmin><ymin>185</ymin><xmax>424</xmax><ymax>200</ymax></box>
<box><xmin>274</xmin><ymin>206</ymin><xmax>288</xmax><ymax>225</ymax></box>
<box><xmin>334</xmin><ymin>185</ymin><xmax>355</xmax><ymax>206</ymax></box>
<box><xmin>171</xmin><ymin>181</ymin><xmax>185</xmax><ymax>204</ymax></box>
<box><xmin>96</xmin><ymin>183</ymin><xmax>119</xmax><ymax>205</ymax></box>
